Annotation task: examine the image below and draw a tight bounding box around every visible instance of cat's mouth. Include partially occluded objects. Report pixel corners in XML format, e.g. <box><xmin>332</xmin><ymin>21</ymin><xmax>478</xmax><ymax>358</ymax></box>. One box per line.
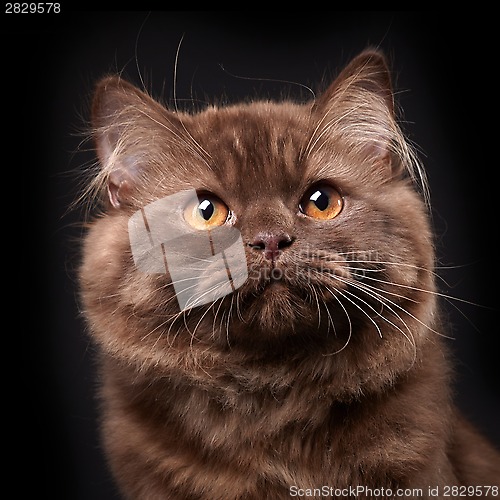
<box><xmin>185</xmin><ymin>251</ymin><xmax>385</xmax><ymax>344</ymax></box>
<box><xmin>263</xmin><ymin>264</ymin><xmax>287</xmax><ymax>287</ymax></box>
<box><xmin>242</xmin><ymin>251</ymin><xmax>348</xmax><ymax>296</ymax></box>
<box><xmin>248</xmin><ymin>260</ymin><xmax>293</xmax><ymax>292</ymax></box>
<box><xmin>230</xmin><ymin>256</ymin><xmax>339</xmax><ymax>333</ymax></box>
<box><xmin>268</xmin><ymin>275</ymin><xmax>286</xmax><ymax>286</ymax></box>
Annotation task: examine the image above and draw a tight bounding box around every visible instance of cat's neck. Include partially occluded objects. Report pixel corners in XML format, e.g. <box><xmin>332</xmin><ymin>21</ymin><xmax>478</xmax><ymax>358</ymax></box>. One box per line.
<box><xmin>102</xmin><ymin>325</ymin><xmax>450</xmax><ymax>412</ymax></box>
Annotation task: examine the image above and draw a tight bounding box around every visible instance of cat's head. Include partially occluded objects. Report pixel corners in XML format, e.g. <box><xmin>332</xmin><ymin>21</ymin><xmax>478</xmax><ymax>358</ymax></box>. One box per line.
<box><xmin>80</xmin><ymin>50</ymin><xmax>436</xmax><ymax>379</ymax></box>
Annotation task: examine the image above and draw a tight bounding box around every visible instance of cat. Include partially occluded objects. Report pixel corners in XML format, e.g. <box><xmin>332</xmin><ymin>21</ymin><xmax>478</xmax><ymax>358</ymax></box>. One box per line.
<box><xmin>79</xmin><ymin>49</ymin><xmax>500</xmax><ymax>499</ymax></box>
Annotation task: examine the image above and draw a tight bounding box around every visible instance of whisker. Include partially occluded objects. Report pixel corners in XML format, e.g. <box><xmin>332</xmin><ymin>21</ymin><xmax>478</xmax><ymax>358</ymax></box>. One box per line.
<box><xmin>172</xmin><ymin>33</ymin><xmax>213</xmax><ymax>165</ymax></box>
<box><xmin>336</xmin><ymin>287</ymin><xmax>384</xmax><ymax>339</ymax></box>
<box><xmin>225</xmin><ymin>295</ymin><xmax>234</xmax><ymax>347</ymax></box>
<box><xmin>335</xmin><ymin>274</ymin><xmax>453</xmax><ymax>340</ymax></box>
<box><xmin>340</xmin><ymin>282</ymin><xmax>418</xmax><ymax>355</ymax></box>
<box><xmin>308</xmin><ymin>283</ymin><xmax>322</xmax><ymax>329</ymax></box>
<box><xmin>235</xmin><ymin>291</ymin><xmax>246</xmax><ymax>323</ymax></box>
<box><xmin>360</xmin><ymin>273</ymin><xmax>487</xmax><ymax>308</ymax></box>
<box><xmin>183</xmin><ymin>280</ymin><xmax>230</xmax><ymax>311</ymax></box>
<box><xmin>324</xmin><ymin>251</ymin><xmax>474</xmax><ymax>289</ymax></box>
<box><xmin>322</xmin><ymin>286</ymin><xmax>352</xmax><ymax>356</ymax></box>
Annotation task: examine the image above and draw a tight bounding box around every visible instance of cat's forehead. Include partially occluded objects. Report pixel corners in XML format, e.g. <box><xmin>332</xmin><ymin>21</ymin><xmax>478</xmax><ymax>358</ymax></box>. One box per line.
<box><xmin>190</xmin><ymin>102</ymin><xmax>310</xmax><ymax>200</ymax></box>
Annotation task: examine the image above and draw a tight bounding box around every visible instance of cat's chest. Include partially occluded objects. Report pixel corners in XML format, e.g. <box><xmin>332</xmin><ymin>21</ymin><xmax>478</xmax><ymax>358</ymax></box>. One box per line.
<box><xmin>104</xmin><ymin>357</ymin><xmax>447</xmax><ymax>497</ymax></box>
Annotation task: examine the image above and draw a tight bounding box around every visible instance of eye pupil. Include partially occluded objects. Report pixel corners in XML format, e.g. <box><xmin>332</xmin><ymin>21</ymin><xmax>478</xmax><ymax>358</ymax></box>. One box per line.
<box><xmin>310</xmin><ymin>190</ymin><xmax>329</xmax><ymax>211</ymax></box>
<box><xmin>198</xmin><ymin>199</ymin><xmax>214</xmax><ymax>220</ymax></box>
<box><xmin>185</xmin><ymin>193</ymin><xmax>229</xmax><ymax>230</ymax></box>
<box><xmin>299</xmin><ymin>183</ymin><xmax>343</xmax><ymax>220</ymax></box>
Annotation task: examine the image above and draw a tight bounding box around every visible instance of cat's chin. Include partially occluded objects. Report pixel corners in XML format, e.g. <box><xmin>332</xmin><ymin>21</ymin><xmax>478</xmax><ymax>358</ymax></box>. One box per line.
<box><xmin>233</xmin><ymin>281</ymin><xmax>320</xmax><ymax>340</ymax></box>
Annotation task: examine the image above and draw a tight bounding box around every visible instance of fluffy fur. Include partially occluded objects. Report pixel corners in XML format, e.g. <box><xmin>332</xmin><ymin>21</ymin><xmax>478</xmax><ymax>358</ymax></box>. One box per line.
<box><xmin>79</xmin><ymin>50</ymin><xmax>500</xmax><ymax>499</ymax></box>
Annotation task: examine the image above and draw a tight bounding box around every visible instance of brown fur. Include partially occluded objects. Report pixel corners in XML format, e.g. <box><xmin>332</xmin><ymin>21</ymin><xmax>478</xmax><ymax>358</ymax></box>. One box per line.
<box><xmin>79</xmin><ymin>50</ymin><xmax>500</xmax><ymax>499</ymax></box>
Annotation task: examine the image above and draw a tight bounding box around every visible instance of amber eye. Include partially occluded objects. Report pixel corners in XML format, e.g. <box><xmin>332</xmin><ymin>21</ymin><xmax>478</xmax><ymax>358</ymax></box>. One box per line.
<box><xmin>184</xmin><ymin>193</ymin><xmax>230</xmax><ymax>230</ymax></box>
<box><xmin>299</xmin><ymin>183</ymin><xmax>343</xmax><ymax>220</ymax></box>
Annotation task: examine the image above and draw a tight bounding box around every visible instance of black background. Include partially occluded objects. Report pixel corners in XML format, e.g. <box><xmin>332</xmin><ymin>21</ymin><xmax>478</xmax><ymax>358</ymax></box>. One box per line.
<box><xmin>4</xmin><ymin>9</ymin><xmax>498</xmax><ymax>499</ymax></box>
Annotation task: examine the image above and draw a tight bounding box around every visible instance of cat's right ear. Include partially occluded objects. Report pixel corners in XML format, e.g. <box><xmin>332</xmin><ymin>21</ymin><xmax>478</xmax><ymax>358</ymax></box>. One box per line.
<box><xmin>91</xmin><ymin>76</ymin><xmax>170</xmax><ymax>209</ymax></box>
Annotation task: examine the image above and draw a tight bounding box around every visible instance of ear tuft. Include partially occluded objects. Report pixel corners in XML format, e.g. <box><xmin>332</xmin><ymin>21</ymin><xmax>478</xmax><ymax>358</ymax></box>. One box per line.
<box><xmin>106</xmin><ymin>168</ymin><xmax>135</xmax><ymax>209</ymax></box>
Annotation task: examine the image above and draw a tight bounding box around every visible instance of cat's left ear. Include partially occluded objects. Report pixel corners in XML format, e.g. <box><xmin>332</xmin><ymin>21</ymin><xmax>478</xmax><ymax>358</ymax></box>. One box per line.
<box><xmin>313</xmin><ymin>49</ymin><xmax>402</xmax><ymax>177</ymax></box>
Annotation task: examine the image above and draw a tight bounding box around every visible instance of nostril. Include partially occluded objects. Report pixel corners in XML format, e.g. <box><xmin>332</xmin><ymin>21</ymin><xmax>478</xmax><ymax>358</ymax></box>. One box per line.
<box><xmin>250</xmin><ymin>240</ymin><xmax>266</xmax><ymax>251</ymax></box>
<box><xmin>278</xmin><ymin>236</ymin><xmax>293</xmax><ymax>249</ymax></box>
<box><xmin>249</xmin><ymin>232</ymin><xmax>294</xmax><ymax>261</ymax></box>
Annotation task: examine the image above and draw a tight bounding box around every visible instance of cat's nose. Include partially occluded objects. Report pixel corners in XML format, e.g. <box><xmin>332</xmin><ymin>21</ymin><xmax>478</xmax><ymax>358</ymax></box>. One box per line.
<box><xmin>249</xmin><ymin>232</ymin><xmax>294</xmax><ymax>261</ymax></box>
